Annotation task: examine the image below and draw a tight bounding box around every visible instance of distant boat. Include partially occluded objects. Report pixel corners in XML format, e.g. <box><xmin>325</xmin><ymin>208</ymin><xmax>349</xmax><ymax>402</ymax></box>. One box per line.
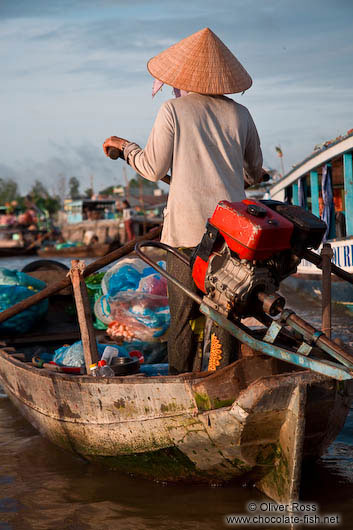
<box><xmin>37</xmin><ymin>242</ymin><xmax>119</xmax><ymax>259</ymax></box>
<box><xmin>270</xmin><ymin>129</ymin><xmax>353</xmax><ymax>309</ymax></box>
<box><xmin>0</xmin><ymin>245</ymin><xmax>37</xmax><ymax>258</ymax></box>
<box><xmin>0</xmin><ymin>227</ymin><xmax>39</xmax><ymax>257</ymax></box>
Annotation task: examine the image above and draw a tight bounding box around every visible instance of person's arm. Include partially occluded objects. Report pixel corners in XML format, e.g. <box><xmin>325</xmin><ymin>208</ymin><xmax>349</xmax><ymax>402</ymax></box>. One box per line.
<box><xmin>123</xmin><ymin>102</ymin><xmax>174</xmax><ymax>183</ymax></box>
<box><xmin>102</xmin><ymin>102</ymin><xmax>174</xmax><ymax>184</ymax></box>
<box><xmin>243</xmin><ymin>111</ymin><xmax>264</xmax><ymax>187</ymax></box>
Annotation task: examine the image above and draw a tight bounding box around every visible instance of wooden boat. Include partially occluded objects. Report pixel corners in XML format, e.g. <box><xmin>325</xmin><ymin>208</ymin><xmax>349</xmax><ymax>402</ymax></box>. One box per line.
<box><xmin>0</xmin><ymin>245</ymin><xmax>37</xmax><ymax>258</ymax></box>
<box><xmin>0</xmin><ymin>231</ymin><xmax>38</xmax><ymax>257</ymax></box>
<box><xmin>0</xmin><ymin>227</ymin><xmax>54</xmax><ymax>258</ymax></box>
<box><xmin>270</xmin><ymin>129</ymin><xmax>353</xmax><ymax>308</ymax></box>
<box><xmin>0</xmin><ymin>228</ymin><xmax>352</xmax><ymax>505</ymax></box>
<box><xmin>37</xmin><ymin>241</ymin><xmax>120</xmax><ymax>259</ymax></box>
<box><xmin>0</xmin><ymin>344</ymin><xmax>351</xmax><ymax>504</ymax></box>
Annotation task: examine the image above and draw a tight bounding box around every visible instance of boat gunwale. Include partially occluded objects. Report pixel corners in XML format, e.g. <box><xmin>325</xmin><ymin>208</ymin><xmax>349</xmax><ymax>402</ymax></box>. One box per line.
<box><xmin>0</xmin><ymin>345</ymin><xmax>334</xmax><ymax>427</ymax></box>
<box><xmin>0</xmin><ymin>347</ymin><xmax>211</xmax><ymax>385</ymax></box>
<box><xmin>270</xmin><ymin>133</ymin><xmax>353</xmax><ymax>196</ymax></box>
<box><xmin>0</xmin><ymin>347</ymin><xmax>327</xmax><ymax>390</ymax></box>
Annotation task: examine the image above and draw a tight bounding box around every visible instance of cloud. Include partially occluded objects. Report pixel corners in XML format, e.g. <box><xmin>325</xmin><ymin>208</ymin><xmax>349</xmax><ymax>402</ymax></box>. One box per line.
<box><xmin>0</xmin><ymin>0</ymin><xmax>352</xmax><ymax>189</ymax></box>
<box><xmin>0</xmin><ymin>0</ymin><xmax>141</xmax><ymax>20</ymax></box>
<box><xmin>0</xmin><ymin>140</ymin><xmax>136</xmax><ymax>195</ymax></box>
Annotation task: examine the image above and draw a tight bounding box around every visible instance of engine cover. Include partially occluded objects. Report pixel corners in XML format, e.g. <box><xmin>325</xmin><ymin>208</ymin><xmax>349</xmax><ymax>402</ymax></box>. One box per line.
<box><xmin>209</xmin><ymin>199</ymin><xmax>293</xmax><ymax>260</ymax></box>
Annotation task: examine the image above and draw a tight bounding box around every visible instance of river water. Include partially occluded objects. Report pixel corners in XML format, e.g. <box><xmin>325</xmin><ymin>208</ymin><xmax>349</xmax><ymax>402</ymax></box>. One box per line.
<box><xmin>0</xmin><ymin>258</ymin><xmax>352</xmax><ymax>529</ymax></box>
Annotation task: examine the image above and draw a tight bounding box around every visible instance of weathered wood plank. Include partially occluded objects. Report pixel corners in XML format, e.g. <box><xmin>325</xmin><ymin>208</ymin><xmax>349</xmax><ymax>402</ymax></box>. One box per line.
<box><xmin>70</xmin><ymin>260</ymin><xmax>99</xmax><ymax>373</ymax></box>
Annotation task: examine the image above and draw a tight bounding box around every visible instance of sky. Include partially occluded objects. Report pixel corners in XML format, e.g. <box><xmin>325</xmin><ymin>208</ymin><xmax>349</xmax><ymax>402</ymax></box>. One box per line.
<box><xmin>1</xmin><ymin>0</ymin><xmax>353</xmax><ymax>196</ymax></box>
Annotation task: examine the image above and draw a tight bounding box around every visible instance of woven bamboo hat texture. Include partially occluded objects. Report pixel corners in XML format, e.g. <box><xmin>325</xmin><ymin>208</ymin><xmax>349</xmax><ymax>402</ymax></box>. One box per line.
<box><xmin>147</xmin><ymin>28</ymin><xmax>252</xmax><ymax>95</ymax></box>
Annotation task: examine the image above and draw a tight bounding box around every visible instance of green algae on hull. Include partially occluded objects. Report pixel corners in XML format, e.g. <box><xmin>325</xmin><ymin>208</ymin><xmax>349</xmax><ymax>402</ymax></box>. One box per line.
<box><xmin>193</xmin><ymin>392</ymin><xmax>235</xmax><ymax>411</ymax></box>
<box><xmin>89</xmin><ymin>447</ymin><xmax>200</xmax><ymax>481</ymax></box>
<box><xmin>88</xmin><ymin>447</ymin><xmax>257</xmax><ymax>483</ymax></box>
<box><xmin>256</xmin><ymin>443</ymin><xmax>290</xmax><ymax>500</ymax></box>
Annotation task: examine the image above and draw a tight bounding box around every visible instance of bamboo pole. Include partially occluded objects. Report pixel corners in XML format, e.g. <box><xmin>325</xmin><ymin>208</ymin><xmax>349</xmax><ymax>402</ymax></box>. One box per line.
<box><xmin>0</xmin><ymin>226</ymin><xmax>162</xmax><ymax>325</ymax></box>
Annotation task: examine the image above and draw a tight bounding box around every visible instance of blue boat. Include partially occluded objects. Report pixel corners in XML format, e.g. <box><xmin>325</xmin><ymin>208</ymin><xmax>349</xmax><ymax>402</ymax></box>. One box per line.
<box><xmin>270</xmin><ymin>129</ymin><xmax>353</xmax><ymax>310</ymax></box>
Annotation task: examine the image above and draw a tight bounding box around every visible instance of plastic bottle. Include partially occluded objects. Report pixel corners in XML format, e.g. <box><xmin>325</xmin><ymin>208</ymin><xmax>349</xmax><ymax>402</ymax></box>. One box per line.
<box><xmin>101</xmin><ymin>345</ymin><xmax>119</xmax><ymax>365</ymax></box>
<box><xmin>89</xmin><ymin>363</ymin><xmax>99</xmax><ymax>377</ymax></box>
<box><xmin>97</xmin><ymin>359</ymin><xmax>115</xmax><ymax>377</ymax></box>
<box><xmin>129</xmin><ymin>350</ymin><xmax>144</xmax><ymax>364</ymax></box>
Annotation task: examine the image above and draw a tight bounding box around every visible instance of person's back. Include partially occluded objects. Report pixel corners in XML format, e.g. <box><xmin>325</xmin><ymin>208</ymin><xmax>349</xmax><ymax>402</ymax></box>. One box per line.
<box><xmin>153</xmin><ymin>93</ymin><xmax>261</xmax><ymax>246</ymax></box>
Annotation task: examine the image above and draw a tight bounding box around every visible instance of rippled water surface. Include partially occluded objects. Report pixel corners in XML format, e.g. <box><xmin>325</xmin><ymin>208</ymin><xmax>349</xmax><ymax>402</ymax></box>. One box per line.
<box><xmin>0</xmin><ymin>260</ymin><xmax>352</xmax><ymax>529</ymax></box>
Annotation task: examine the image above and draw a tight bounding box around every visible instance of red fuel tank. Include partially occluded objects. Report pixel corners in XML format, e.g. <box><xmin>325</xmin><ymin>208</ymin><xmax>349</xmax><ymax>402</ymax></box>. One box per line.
<box><xmin>209</xmin><ymin>199</ymin><xmax>293</xmax><ymax>260</ymax></box>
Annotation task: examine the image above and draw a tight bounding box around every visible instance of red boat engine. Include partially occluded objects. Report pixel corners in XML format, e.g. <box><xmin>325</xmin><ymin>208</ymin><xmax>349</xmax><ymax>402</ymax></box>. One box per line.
<box><xmin>135</xmin><ymin>199</ymin><xmax>353</xmax><ymax>380</ymax></box>
<box><xmin>190</xmin><ymin>199</ymin><xmax>326</xmax><ymax>317</ymax></box>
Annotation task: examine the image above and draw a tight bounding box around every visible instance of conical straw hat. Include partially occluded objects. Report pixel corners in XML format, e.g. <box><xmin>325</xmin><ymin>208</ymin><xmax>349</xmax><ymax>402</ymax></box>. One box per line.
<box><xmin>147</xmin><ymin>28</ymin><xmax>252</xmax><ymax>95</ymax></box>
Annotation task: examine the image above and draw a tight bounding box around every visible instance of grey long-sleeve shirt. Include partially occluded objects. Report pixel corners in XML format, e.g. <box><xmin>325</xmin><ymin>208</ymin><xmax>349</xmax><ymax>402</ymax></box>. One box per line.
<box><xmin>124</xmin><ymin>93</ymin><xmax>263</xmax><ymax>247</ymax></box>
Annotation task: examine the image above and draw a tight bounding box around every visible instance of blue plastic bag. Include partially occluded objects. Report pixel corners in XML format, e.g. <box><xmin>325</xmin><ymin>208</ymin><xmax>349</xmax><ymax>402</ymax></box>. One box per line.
<box><xmin>139</xmin><ymin>364</ymin><xmax>169</xmax><ymax>376</ymax></box>
<box><xmin>0</xmin><ymin>268</ymin><xmax>48</xmax><ymax>333</ymax></box>
<box><xmin>52</xmin><ymin>341</ymin><xmax>128</xmax><ymax>367</ymax></box>
<box><xmin>0</xmin><ymin>268</ymin><xmax>46</xmax><ymax>290</ymax></box>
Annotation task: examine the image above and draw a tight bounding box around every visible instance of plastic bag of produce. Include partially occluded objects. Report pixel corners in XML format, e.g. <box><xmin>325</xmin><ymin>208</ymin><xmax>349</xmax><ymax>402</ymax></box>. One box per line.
<box><xmin>0</xmin><ymin>268</ymin><xmax>48</xmax><ymax>333</ymax></box>
<box><xmin>94</xmin><ymin>256</ymin><xmax>170</xmax><ymax>342</ymax></box>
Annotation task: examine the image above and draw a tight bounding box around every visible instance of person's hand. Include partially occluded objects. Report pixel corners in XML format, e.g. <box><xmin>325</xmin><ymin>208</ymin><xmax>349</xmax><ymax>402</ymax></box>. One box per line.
<box><xmin>102</xmin><ymin>136</ymin><xmax>130</xmax><ymax>157</ymax></box>
<box><xmin>261</xmin><ymin>168</ymin><xmax>270</xmax><ymax>182</ymax></box>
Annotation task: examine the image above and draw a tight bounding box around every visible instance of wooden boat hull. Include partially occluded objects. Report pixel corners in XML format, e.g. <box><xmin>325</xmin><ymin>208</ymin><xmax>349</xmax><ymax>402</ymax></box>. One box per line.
<box><xmin>0</xmin><ymin>246</ymin><xmax>37</xmax><ymax>258</ymax></box>
<box><xmin>37</xmin><ymin>244</ymin><xmax>113</xmax><ymax>259</ymax></box>
<box><xmin>0</xmin><ymin>349</ymin><xmax>351</xmax><ymax>503</ymax></box>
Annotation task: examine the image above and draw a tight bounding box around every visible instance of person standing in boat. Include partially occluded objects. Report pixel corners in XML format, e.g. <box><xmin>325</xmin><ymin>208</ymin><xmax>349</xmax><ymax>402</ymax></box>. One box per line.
<box><xmin>103</xmin><ymin>28</ymin><xmax>265</xmax><ymax>374</ymax></box>
<box><xmin>121</xmin><ymin>199</ymin><xmax>135</xmax><ymax>242</ymax></box>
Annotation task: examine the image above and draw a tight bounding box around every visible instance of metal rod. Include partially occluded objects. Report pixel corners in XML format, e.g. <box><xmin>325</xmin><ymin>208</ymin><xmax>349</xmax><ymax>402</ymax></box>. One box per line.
<box><xmin>200</xmin><ymin>302</ymin><xmax>353</xmax><ymax>381</ymax></box>
<box><xmin>135</xmin><ymin>241</ymin><xmax>202</xmax><ymax>305</ymax></box>
<box><xmin>321</xmin><ymin>243</ymin><xmax>333</xmax><ymax>338</ymax></box>
<box><xmin>282</xmin><ymin>311</ymin><xmax>353</xmax><ymax>369</ymax></box>
<box><xmin>135</xmin><ymin>240</ymin><xmax>190</xmax><ymax>266</ymax></box>
<box><xmin>304</xmin><ymin>248</ymin><xmax>353</xmax><ymax>285</ymax></box>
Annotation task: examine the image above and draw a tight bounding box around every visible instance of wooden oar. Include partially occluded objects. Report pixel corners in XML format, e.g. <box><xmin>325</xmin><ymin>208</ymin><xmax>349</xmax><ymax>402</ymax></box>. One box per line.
<box><xmin>0</xmin><ymin>226</ymin><xmax>162</xmax><ymax>325</ymax></box>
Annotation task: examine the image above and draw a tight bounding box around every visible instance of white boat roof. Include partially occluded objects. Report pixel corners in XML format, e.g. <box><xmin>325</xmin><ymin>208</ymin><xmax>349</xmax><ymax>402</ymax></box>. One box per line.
<box><xmin>270</xmin><ymin>130</ymin><xmax>353</xmax><ymax>198</ymax></box>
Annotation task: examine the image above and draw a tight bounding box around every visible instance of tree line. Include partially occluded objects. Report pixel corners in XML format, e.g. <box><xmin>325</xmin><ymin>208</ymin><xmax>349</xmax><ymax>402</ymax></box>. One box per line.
<box><xmin>0</xmin><ymin>173</ymin><xmax>160</xmax><ymax>215</ymax></box>
<box><xmin>0</xmin><ymin>177</ymin><xmax>84</xmax><ymax>214</ymax></box>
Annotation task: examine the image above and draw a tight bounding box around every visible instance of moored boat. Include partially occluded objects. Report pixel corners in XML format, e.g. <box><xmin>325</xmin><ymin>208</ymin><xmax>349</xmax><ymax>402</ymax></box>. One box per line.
<box><xmin>0</xmin><ymin>245</ymin><xmax>38</xmax><ymax>258</ymax></box>
<box><xmin>270</xmin><ymin>129</ymin><xmax>353</xmax><ymax>308</ymax></box>
<box><xmin>37</xmin><ymin>242</ymin><xmax>115</xmax><ymax>259</ymax></box>
<box><xmin>0</xmin><ymin>227</ymin><xmax>41</xmax><ymax>257</ymax></box>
